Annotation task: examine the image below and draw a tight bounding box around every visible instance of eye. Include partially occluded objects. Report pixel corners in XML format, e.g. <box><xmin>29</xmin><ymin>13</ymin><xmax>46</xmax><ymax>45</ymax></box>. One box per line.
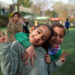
<box><xmin>37</xmin><ymin>30</ymin><xmax>41</xmax><ymax>34</ymax></box>
<box><xmin>59</xmin><ymin>35</ymin><xmax>63</xmax><ymax>39</ymax></box>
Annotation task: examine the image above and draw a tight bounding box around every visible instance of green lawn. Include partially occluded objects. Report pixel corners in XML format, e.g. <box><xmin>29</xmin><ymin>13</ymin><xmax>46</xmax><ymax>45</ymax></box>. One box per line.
<box><xmin>0</xmin><ymin>27</ymin><xmax>7</xmax><ymax>32</ymax></box>
<box><xmin>0</xmin><ymin>27</ymin><xmax>75</xmax><ymax>75</ymax></box>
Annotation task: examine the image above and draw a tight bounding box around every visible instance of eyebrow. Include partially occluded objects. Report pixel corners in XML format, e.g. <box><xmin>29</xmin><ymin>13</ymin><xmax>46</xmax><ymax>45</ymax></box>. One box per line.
<box><xmin>38</xmin><ymin>29</ymin><xmax>42</xmax><ymax>33</ymax></box>
<box><xmin>38</xmin><ymin>28</ymin><xmax>48</xmax><ymax>40</ymax></box>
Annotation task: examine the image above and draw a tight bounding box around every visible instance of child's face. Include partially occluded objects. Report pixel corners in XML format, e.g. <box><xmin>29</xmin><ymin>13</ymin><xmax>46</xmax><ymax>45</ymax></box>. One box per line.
<box><xmin>50</xmin><ymin>27</ymin><xmax>64</xmax><ymax>47</ymax></box>
<box><xmin>29</xmin><ymin>25</ymin><xmax>51</xmax><ymax>46</ymax></box>
<box><xmin>13</xmin><ymin>14</ymin><xmax>19</xmax><ymax>22</ymax></box>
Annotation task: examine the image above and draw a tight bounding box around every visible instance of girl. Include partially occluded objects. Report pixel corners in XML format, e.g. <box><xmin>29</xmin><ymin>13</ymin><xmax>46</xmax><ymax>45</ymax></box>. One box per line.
<box><xmin>0</xmin><ymin>24</ymin><xmax>52</xmax><ymax>75</ymax></box>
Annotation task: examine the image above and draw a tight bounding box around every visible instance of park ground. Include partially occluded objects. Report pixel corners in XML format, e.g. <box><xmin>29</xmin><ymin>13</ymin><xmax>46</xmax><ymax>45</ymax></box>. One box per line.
<box><xmin>0</xmin><ymin>27</ymin><xmax>75</xmax><ymax>75</ymax></box>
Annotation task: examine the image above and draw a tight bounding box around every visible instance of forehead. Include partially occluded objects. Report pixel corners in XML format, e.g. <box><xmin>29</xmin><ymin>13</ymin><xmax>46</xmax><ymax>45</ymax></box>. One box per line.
<box><xmin>38</xmin><ymin>25</ymin><xmax>51</xmax><ymax>36</ymax></box>
<box><xmin>53</xmin><ymin>27</ymin><xmax>64</xmax><ymax>35</ymax></box>
<box><xmin>14</xmin><ymin>14</ymin><xmax>19</xmax><ymax>17</ymax></box>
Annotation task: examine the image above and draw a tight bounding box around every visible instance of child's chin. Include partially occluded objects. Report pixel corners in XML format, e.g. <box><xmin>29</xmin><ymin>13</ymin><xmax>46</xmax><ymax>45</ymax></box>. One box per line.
<box><xmin>31</xmin><ymin>42</ymin><xmax>36</xmax><ymax>45</ymax></box>
<box><xmin>53</xmin><ymin>45</ymin><xmax>59</xmax><ymax>48</ymax></box>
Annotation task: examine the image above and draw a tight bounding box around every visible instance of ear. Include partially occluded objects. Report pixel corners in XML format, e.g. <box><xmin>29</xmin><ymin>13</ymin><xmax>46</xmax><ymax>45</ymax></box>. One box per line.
<box><xmin>30</xmin><ymin>27</ymin><xmax>35</xmax><ymax>33</ymax></box>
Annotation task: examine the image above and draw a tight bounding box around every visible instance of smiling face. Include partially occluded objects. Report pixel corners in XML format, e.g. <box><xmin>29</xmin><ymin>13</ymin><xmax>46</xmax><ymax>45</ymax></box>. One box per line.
<box><xmin>29</xmin><ymin>25</ymin><xmax>51</xmax><ymax>46</ymax></box>
<box><xmin>50</xmin><ymin>27</ymin><xmax>65</xmax><ymax>47</ymax></box>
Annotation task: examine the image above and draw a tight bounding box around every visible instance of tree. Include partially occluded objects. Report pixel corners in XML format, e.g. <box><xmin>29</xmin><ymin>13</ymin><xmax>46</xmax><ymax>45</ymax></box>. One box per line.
<box><xmin>12</xmin><ymin>0</ymin><xmax>32</xmax><ymax>12</ymax></box>
<box><xmin>30</xmin><ymin>4</ymin><xmax>41</xmax><ymax>16</ymax></box>
<box><xmin>52</xmin><ymin>1</ymin><xmax>75</xmax><ymax>24</ymax></box>
<box><xmin>19</xmin><ymin>0</ymin><xmax>32</xmax><ymax>7</ymax></box>
<box><xmin>31</xmin><ymin>0</ymin><xmax>51</xmax><ymax>16</ymax></box>
<box><xmin>45</xmin><ymin>9</ymin><xmax>58</xmax><ymax>17</ymax></box>
<box><xmin>52</xmin><ymin>1</ymin><xmax>74</xmax><ymax>18</ymax></box>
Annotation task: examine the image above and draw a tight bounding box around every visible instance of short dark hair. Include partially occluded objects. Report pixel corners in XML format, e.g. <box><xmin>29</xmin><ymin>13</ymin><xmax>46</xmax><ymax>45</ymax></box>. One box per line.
<box><xmin>66</xmin><ymin>18</ymin><xmax>69</xmax><ymax>21</ymax></box>
<box><xmin>34</xmin><ymin>24</ymin><xmax>51</xmax><ymax>30</ymax></box>
<box><xmin>12</xmin><ymin>12</ymin><xmax>21</xmax><ymax>17</ymax></box>
<box><xmin>51</xmin><ymin>23</ymin><xmax>66</xmax><ymax>36</ymax></box>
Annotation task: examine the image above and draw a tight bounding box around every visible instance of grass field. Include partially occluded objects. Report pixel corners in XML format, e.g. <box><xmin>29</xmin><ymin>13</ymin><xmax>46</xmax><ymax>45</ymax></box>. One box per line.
<box><xmin>0</xmin><ymin>27</ymin><xmax>75</xmax><ymax>75</ymax></box>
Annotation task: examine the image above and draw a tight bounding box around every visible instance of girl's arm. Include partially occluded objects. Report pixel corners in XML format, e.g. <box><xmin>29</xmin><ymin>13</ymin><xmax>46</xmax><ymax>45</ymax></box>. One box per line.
<box><xmin>22</xmin><ymin>45</ymin><xmax>37</xmax><ymax>65</ymax></box>
<box><xmin>15</xmin><ymin>32</ymin><xmax>37</xmax><ymax>65</ymax></box>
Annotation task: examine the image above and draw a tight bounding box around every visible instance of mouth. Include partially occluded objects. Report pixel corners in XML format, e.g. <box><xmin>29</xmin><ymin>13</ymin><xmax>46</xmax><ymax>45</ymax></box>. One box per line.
<box><xmin>51</xmin><ymin>40</ymin><xmax>60</xmax><ymax>44</ymax></box>
<box><xmin>32</xmin><ymin>36</ymin><xmax>38</xmax><ymax>44</ymax></box>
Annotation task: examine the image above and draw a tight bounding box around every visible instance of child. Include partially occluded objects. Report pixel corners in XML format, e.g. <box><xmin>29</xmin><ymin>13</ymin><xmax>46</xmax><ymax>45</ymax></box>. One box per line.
<box><xmin>15</xmin><ymin>24</ymin><xmax>51</xmax><ymax>64</ymax></box>
<box><xmin>7</xmin><ymin>12</ymin><xmax>23</xmax><ymax>42</ymax></box>
<box><xmin>45</xmin><ymin>23</ymin><xmax>69</xmax><ymax>64</ymax></box>
<box><xmin>0</xmin><ymin>24</ymin><xmax>51</xmax><ymax>65</ymax></box>
<box><xmin>65</xmin><ymin>18</ymin><xmax>70</xmax><ymax>33</ymax></box>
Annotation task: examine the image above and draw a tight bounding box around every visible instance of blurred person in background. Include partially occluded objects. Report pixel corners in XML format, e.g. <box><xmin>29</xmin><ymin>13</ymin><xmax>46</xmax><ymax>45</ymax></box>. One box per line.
<box><xmin>7</xmin><ymin>12</ymin><xmax>23</xmax><ymax>42</ymax></box>
<box><xmin>65</xmin><ymin>18</ymin><xmax>70</xmax><ymax>33</ymax></box>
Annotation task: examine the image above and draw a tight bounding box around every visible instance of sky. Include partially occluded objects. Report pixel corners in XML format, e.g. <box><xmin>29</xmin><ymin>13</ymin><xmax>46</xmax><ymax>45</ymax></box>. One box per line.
<box><xmin>31</xmin><ymin>0</ymin><xmax>69</xmax><ymax>4</ymax></box>
<box><xmin>0</xmin><ymin>0</ymin><xmax>70</xmax><ymax>4</ymax></box>
<box><xmin>0</xmin><ymin>0</ymin><xmax>17</xmax><ymax>4</ymax></box>
<box><xmin>0</xmin><ymin>0</ymin><xmax>74</xmax><ymax>10</ymax></box>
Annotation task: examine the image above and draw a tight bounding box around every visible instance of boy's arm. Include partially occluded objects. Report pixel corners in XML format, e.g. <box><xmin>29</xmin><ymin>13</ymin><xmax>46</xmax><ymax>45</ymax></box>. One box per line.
<box><xmin>48</xmin><ymin>50</ymin><xmax>69</xmax><ymax>74</ymax></box>
<box><xmin>48</xmin><ymin>59</ymin><xmax>64</xmax><ymax>74</ymax></box>
<box><xmin>45</xmin><ymin>54</ymin><xmax>51</xmax><ymax>64</ymax></box>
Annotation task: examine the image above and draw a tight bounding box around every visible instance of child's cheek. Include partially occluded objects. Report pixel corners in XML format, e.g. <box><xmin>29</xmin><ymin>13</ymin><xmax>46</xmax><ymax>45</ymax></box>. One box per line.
<box><xmin>60</xmin><ymin>39</ymin><xmax>63</xmax><ymax>44</ymax></box>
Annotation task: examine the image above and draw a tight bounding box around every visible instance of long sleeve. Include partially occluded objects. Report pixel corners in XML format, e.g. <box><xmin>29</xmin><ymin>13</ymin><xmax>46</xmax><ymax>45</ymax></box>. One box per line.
<box><xmin>7</xmin><ymin>23</ymin><xmax>17</xmax><ymax>42</ymax></box>
<box><xmin>17</xmin><ymin>23</ymin><xmax>23</xmax><ymax>32</ymax></box>
<box><xmin>7</xmin><ymin>23</ymin><xmax>13</xmax><ymax>33</ymax></box>
<box><xmin>15</xmin><ymin>32</ymin><xmax>32</xmax><ymax>48</ymax></box>
<box><xmin>48</xmin><ymin>59</ymin><xmax>64</xmax><ymax>74</ymax></box>
<box><xmin>0</xmin><ymin>41</ymin><xmax>24</xmax><ymax>75</ymax></box>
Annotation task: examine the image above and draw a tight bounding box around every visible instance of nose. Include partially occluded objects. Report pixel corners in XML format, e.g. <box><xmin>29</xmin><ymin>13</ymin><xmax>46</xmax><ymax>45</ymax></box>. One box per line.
<box><xmin>57</xmin><ymin>36</ymin><xmax>60</xmax><ymax>40</ymax></box>
<box><xmin>36</xmin><ymin>34</ymin><xmax>42</xmax><ymax>40</ymax></box>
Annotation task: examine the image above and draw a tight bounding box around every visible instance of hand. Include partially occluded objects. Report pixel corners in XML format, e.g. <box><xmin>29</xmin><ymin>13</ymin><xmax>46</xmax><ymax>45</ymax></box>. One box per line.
<box><xmin>60</xmin><ymin>51</ymin><xmax>70</xmax><ymax>62</ymax></box>
<box><xmin>0</xmin><ymin>30</ymin><xmax>4</xmax><ymax>37</ymax></box>
<box><xmin>45</xmin><ymin>54</ymin><xmax>51</xmax><ymax>64</ymax></box>
<box><xmin>0</xmin><ymin>36</ymin><xmax>5</xmax><ymax>42</ymax></box>
<box><xmin>0</xmin><ymin>30</ymin><xmax>5</xmax><ymax>42</ymax></box>
<box><xmin>22</xmin><ymin>45</ymin><xmax>37</xmax><ymax>66</ymax></box>
<box><xmin>0</xmin><ymin>30</ymin><xmax>8</xmax><ymax>42</ymax></box>
<box><xmin>4</xmin><ymin>30</ymin><xmax>9</xmax><ymax>42</ymax></box>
